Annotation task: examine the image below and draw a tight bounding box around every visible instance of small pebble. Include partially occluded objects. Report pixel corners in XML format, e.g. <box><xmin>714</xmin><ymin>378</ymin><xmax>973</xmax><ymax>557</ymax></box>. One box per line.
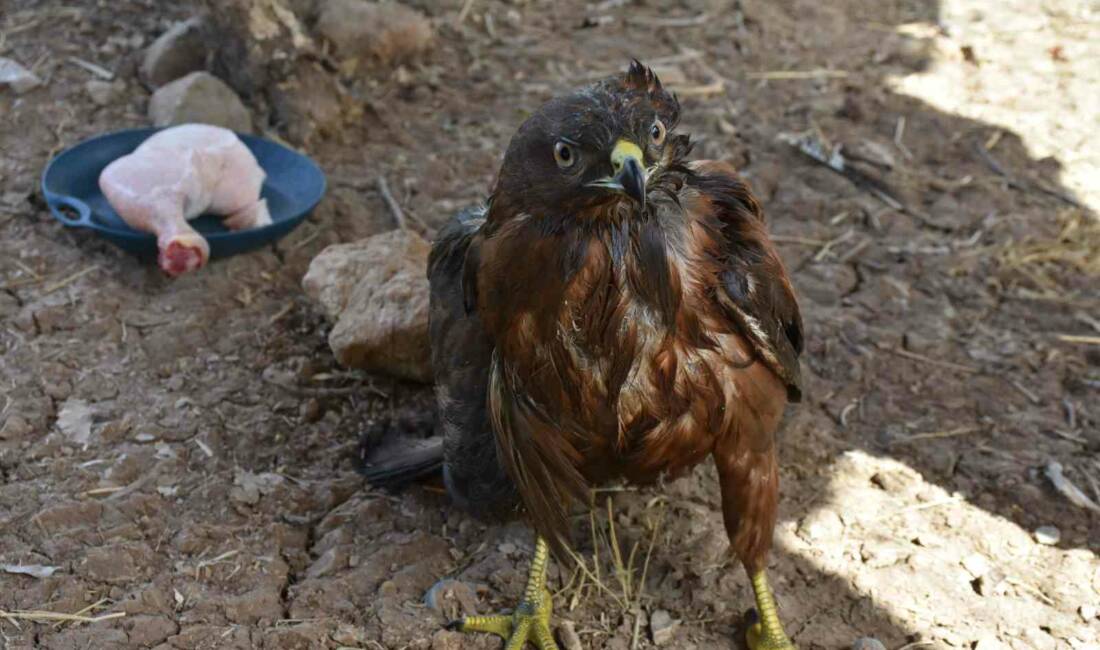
<box><xmin>557</xmin><ymin>620</ymin><xmax>582</xmax><ymax>650</ymax></box>
<box><xmin>650</xmin><ymin>609</ymin><xmax>678</xmax><ymax>646</ymax></box>
<box><xmin>852</xmin><ymin>638</ymin><xmax>887</xmax><ymax>650</ymax></box>
<box><xmin>1033</xmin><ymin>525</ymin><xmax>1060</xmax><ymax>545</ymax></box>
<box><xmin>300</xmin><ymin>398</ymin><xmax>322</xmax><ymax>423</ymax></box>
<box><xmin>85</xmin><ymin>79</ymin><xmax>124</xmax><ymax>106</ymax></box>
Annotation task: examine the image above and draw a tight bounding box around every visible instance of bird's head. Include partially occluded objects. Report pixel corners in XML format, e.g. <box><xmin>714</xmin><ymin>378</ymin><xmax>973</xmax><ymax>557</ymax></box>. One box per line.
<box><xmin>490</xmin><ymin>60</ymin><xmax>690</xmax><ymax>221</ymax></box>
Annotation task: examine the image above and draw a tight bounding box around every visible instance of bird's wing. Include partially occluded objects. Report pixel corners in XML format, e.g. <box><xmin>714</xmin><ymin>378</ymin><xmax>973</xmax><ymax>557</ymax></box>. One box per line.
<box><xmin>427</xmin><ymin>206</ymin><xmax>521</xmax><ymax>520</ymax></box>
<box><xmin>687</xmin><ymin>160</ymin><xmax>804</xmax><ymax>402</ymax></box>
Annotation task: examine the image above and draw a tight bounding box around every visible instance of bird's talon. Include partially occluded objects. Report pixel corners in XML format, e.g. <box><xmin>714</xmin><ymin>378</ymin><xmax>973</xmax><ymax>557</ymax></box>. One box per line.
<box><xmin>451</xmin><ymin>605</ymin><xmax>557</xmax><ymax>650</ymax></box>
<box><xmin>744</xmin><ymin>608</ymin><xmax>796</xmax><ymax>650</ymax></box>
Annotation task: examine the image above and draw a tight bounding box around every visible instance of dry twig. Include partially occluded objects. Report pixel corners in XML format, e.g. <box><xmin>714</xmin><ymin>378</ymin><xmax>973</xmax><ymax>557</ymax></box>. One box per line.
<box><xmin>43</xmin><ymin>265</ymin><xmax>99</xmax><ymax>294</ymax></box>
<box><xmin>0</xmin><ymin>609</ymin><xmax>124</xmax><ymax>625</ymax></box>
<box><xmin>1044</xmin><ymin>461</ymin><xmax>1100</xmax><ymax>513</ymax></box>
<box><xmin>892</xmin><ymin>426</ymin><xmax>983</xmax><ymax>444</ymax></box>
<box><xmin>376</xmin><ymin>176</ymin><xmax>407</xmax><ymax>230</ymax></box>
<box><xmin>747</xmin><ymin>69</ymin><xmax>848</xmax><ymax>80</ymax></box>
<box><xmin>67</xmin><ymin>56</ymin><xmax>113</xmax><ymax>79</ymax></box>
<box><xmin>877</xmin><ymin>344</ymin><xmax>980</xmax><ymax>374</ymax></box>
<box><xmin>1056</xmin><ymin>334</ymin><xmax>1100</xmax><ymax>345</ymax></box>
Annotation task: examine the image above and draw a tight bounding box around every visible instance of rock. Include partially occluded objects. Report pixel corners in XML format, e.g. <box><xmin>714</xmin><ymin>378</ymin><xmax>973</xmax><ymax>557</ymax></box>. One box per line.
<box><xmin>140</xmin><ymin>17</ymin><xmax>207</xmax><ymax>87</ymax></box>
<box><xmin>1</xmin><ymin>563</ymin><xmax>59</xmax><ymax>579</ymax></box>
<box><xmin>85</xmin><ymin>79</ymin><xmax>126</xmax><ymax>106</ymax></box>
<box><xmin>558</xmin><ymin>620</ymin><xmax>583</xmax><ymax>650</ymax></box>
<box><xmin>798</xmin><ymin>508</ymin><xmax>844</xmax><ymax>542</ymax></box>
<box><xmin>1033</xmin><ymin>525</ymin><xmax>1060</xmax><ymax>545</ymax></box>
<box><xmin>0</xmin><ymin>57</ymin><xmax>42</xmax><ymax>94</ymax></box>
<box><xmin>230</xmin><ymin>469</ymin><xmax>284</xmax><ymax>506</ymax></box>
<box><xmin>57</xmin><ymin>398</ymin><xmax>94</xmax><ymax>447</ymax></box>
<box><xmin>305</xmin><ymin>546</ymin><xmax>346</xmax><ymax>579</ymax></box>
<box><xmin>316</xmin><ymin>0</ymin><xmax>434</xmax><ymax>65</ymax></box>
<box><xmin>271</xmin><ymin>64</ymin><xmax>348</xmax><ymax>143</ymax></box>
<box><xmin>423</xmin><ymin>580</ymin><xmax>479</xmax><ymax>619</ymax></box>
<box><xmin>148</xmin><ymin>71</ymin><xmax>252</xmax><ymax>133</ymax></box>
<box><xmin>302</xmin><ymin>230</ymin><xmax>432</xmax><ymax>382</ymax></box>
<box><xmin>649</xmin><ymin>609</ymin><xmax>678</xmax><ymax>646</ymax></box>
<box><xmin>852</xmin><ymin>638</ymin><xmax>887</xmax><ymax>650</ymax></box>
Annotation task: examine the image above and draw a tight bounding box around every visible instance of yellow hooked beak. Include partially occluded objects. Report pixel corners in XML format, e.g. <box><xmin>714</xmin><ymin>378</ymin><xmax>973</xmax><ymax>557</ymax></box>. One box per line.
<box><xmin>587</xmin><ymin>139</ymin><xmax>647</xmax><ymax>208</ymax></box>
<box><xmin>609</xmin><ymin>140</ymin><xmax>647</xmax><ymax>208</ymax></box>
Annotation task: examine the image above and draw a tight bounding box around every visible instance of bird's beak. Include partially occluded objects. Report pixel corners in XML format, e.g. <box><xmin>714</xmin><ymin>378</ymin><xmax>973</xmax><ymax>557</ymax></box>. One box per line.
<box><xmin>610</xmin><ymin>139</ymin><xmax>647</xmax><ymax>209</ymax></box>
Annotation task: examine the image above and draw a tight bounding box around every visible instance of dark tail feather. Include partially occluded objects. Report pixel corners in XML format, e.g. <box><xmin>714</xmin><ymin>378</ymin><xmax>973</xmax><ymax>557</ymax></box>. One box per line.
<box><xmin>358</xmin><ymin>435</ymin><xmax>444</xmax><ymax>487</ymax></box>
<box><xmin>356</xmin><ymin>409</ymin><xmax>442</xmax><ymax>488</ymax></box>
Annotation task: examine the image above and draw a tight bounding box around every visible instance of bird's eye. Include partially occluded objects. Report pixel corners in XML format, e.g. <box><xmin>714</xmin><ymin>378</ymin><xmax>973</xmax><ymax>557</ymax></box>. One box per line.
<box><xmin>650</xmin><ymin>120</ymin><xmax>667</xmax><ymax>145</ymax></box>
<box><xmin>553</xmin><ymin>141</ymin><xmax>576</xmax><ymax>169</ymax></box>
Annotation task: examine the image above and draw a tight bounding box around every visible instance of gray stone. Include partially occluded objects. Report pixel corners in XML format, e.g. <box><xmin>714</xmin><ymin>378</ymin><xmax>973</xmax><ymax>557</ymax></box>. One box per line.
<box><xmin>852</xmin><ymin>638</ymin><xmax>887</xmax><ymax>650</ymax></box>
<box><xmin>148</xmin><ymin>71</ymin><xmax>252</xmax><ymax>133</ymax></box>
<box><xmin>302</xmin><ymin>230</ymin><xmax>431</xmax><ymax>382</ymax></box>
<box><xmin>0</xmin><ymin>57</ymin><xmax>42</xmax><ymax>94</ymax></box>
<box><xmin>1033</xmin><ymin>525</ymin><xmax>1060</xmax><ymax>545</ymax></box>
<box><xmin>649</xmin><ymin>609</ymin><xmax>678</xmax><ymax>646</ymax></box>
<box><xmin>316</xmin><ymin>0</ymin><xmax>434</xmax><ymax>64</ymax></box>
<box><xmin>423</xmin><ymin>579</ymin><xmax>479</xmax><ymax>619</ymax></box>
<box><xmin>140</xmin><ymin>17</ymin><xmax>207</xmax><ymax>87</ymax></box>
<box><xmin>85</xmin><ymin>79</ymin><xmax>125</xmax><ymax>106</ymax></box>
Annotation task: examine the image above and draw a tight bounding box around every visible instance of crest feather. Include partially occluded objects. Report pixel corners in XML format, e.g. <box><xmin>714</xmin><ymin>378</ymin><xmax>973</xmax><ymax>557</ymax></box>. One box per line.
<box><xmin>626</xmin><ymin>58</ymin><xmax>663</xmax><ymax>93</ymax></box>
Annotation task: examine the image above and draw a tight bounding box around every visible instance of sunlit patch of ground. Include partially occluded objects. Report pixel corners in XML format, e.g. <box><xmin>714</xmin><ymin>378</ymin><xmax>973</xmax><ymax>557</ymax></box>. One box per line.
<box><xmin>779</xmin><ymin>451</ymin><xmax>1098</xmax><ymax>649</ymax></box>
<box><xmin>884</xmin><ymin>0</ymin><xmax>1099</xmax><ymax>213</ymax></box>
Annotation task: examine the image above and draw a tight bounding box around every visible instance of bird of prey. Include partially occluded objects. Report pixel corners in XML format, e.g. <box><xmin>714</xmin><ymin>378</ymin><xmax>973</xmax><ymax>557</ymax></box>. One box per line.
<box><xmin>361</xmin><ymin>60</ymin><xmax>804</xmax><ymax>650</ymax></box>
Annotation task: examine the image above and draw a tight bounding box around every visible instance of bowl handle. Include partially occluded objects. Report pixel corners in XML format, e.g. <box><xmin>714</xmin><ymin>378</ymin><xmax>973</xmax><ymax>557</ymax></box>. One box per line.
<box><xmin>48</xmin><ymin>194</ymin><xmax>93</xmax><ymax>227</ymax></box>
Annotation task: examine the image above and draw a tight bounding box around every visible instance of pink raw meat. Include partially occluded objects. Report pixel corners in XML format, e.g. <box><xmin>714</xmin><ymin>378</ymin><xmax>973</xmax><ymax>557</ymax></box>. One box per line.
<box><xmin>98</xmin><ymin>124</ymin><xmax>272</xmax><ymax>276</ymax></box>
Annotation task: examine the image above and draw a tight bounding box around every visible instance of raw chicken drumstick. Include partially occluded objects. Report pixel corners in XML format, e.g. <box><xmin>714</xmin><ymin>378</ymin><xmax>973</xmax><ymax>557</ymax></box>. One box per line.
<box><xmin>98</xmin><ymin>123</ymin><xmax>272</xmax><ymax>276</ymax></box>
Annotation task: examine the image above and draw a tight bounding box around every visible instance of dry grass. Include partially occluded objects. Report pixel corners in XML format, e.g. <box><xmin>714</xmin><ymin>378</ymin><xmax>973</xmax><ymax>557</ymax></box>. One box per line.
<box><xmin>558</xmin><ymin>494</ymin><xmax>667</xmax><ymax>649</ymax></box>
<box><xmin>997</xmin><ymin>209</ymin><xmax>1100</xmax><ymax>288</ymax></box>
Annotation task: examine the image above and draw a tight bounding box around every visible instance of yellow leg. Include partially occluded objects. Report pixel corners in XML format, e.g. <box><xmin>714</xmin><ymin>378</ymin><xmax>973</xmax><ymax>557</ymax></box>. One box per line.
<box><xmin>746</xmin><ymin>570</ymin><xmax>796</xmax><ymax>650</ymax></box>
<box><xmin>449</xmin><ymin>536</ymin><xmax>558</xmax><ymax>650</ymax></box>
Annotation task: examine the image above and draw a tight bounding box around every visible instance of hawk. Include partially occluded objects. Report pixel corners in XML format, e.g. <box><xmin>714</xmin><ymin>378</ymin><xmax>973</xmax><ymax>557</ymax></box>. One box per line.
<box><xmin>364</xmin><ymin>60</ymin><xmax>804</xmax><ymax>650</ymax></box>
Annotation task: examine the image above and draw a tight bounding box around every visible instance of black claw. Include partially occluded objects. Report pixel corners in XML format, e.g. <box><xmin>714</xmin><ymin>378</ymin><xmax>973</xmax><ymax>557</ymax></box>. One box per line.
<box><xmin>444</xmin><ymin>619</ymin><xmax>464</xmax><ymax>631</ymax></box>
<box><xmin>744</xmin><ymin>607</ymin><xmax>760</xmax><ymax>626</ymax></box>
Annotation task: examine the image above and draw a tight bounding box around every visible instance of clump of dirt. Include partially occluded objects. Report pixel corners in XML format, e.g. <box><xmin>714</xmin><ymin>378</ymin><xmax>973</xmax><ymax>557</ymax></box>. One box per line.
<box><xmin>1</xmin><ymin>0</ymin><xmax>1097</xmax><ymax>649</ymax></box>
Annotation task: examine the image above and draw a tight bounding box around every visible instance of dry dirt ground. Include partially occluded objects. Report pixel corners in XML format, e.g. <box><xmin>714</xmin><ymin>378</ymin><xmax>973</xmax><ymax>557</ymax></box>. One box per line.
<box><xmin>2</xmin><ymin>0</ymin><xmax>1099</xmax><ymax>649</ymax></box>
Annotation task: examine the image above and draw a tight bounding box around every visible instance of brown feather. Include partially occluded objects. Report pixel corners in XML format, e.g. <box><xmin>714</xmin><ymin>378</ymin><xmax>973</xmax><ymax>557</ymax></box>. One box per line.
<box><xmin>454</xmin><ymin>64</ymin><xmax>802</xmax><ymax>573</ymax></box>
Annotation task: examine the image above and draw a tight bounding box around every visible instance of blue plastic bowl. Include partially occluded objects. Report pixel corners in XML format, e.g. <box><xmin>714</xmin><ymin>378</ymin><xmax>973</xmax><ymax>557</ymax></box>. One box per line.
<box><xmin>40</xmin><ymin>127</ymin><xmax>326</xmax><ymax>262</ymax></box>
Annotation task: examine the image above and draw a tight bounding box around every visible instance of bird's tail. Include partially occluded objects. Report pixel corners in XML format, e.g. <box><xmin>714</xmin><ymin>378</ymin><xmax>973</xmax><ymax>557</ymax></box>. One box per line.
<box><xmin>356</xmin><ymin>411</ymin><xmax>444</xmax><ymax>488</ymax></box>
